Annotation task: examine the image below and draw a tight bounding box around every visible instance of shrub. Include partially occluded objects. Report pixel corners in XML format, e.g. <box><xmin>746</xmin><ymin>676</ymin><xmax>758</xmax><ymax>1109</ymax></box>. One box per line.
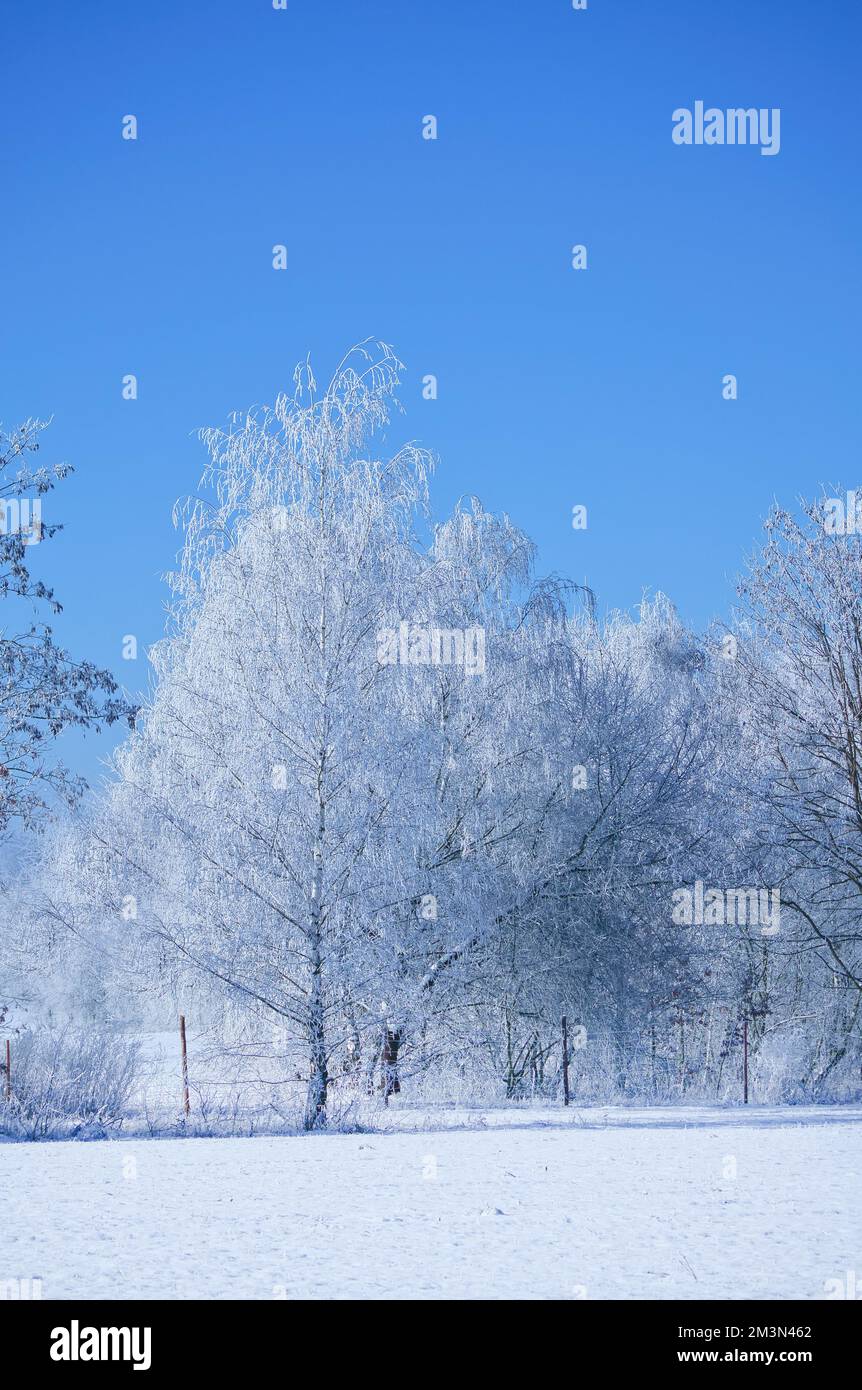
<box><xmin>0</xmin><ymin>1025</ymin><xmax>141</xmax><ymax>1140</ymax></box>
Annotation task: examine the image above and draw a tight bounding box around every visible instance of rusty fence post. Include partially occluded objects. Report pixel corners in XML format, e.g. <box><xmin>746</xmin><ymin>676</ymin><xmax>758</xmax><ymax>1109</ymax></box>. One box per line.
<box><xmin>179</xmin><ymin>1014</ymin><xmax>190</xmax><ymax>1117</ymax></box>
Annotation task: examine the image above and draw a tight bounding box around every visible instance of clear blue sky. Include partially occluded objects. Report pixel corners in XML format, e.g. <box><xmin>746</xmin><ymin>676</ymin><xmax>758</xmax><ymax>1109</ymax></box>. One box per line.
<box><xmin>1</xmin><ymin>0</ymin><xmax>860</xmax><ymax>784</ymax></box>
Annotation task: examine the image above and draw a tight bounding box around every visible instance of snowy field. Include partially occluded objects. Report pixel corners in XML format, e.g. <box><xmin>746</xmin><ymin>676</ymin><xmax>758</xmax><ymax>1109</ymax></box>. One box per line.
<box><xmin>3</xmin><ymin>1106</ymin><xmax>861</xmax><ymax>1300</ymax></box>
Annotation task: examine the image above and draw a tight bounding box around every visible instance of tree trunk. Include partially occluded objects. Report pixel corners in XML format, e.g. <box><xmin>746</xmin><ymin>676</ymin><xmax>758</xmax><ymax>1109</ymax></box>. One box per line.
<box><xmin>304</xmin><ymin>955</ymin><xmax>328</xmax><ymax>1130</ymax></box>
<box><xmin>304</xmin><ymin>748</ymin><xmax>329</xmax><ymax>1131</ymax></box>
<box><xmin>380</xmin><ymin>1028</ymin><xmax>402</xmax><ymax>1102</ymax></box>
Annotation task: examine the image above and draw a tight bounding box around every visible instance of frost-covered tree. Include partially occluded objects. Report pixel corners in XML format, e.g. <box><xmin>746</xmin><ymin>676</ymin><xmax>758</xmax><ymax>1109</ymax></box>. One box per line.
<box><xmin>66</xmin><ymin>344</ymin><xmax>549</xmax><ymax>1126</ymax></box>
<box><xmin>459</xmin><ymin>594</ymin><xmax>744</xmax><ymax>1097</ymax></box>
<box><xmin>733</xmin><ymin>494</ymin><xmax>862</xmax><ymax>1090</ymax></box>
<box><xmin>89</xmin><ymin>346</ymin><xmax>435</xmax><ymax>1126</ymax></box>
<box><xmin>362</xmin><ymin>499</ymin><xmax>576</xmax><ymax>1094</ymax></box>
<box><xmin>0</xmin><ymin>419</ymin><xmax>135</xmax><ymax>839</ymax></box>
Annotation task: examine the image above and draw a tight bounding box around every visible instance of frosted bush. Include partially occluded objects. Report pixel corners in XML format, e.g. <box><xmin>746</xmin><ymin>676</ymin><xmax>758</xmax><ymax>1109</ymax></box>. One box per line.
<box><xmin>0</xmin><ymin>1025</ymin><xmax>141</xmax><ymax>1140</ymax></box>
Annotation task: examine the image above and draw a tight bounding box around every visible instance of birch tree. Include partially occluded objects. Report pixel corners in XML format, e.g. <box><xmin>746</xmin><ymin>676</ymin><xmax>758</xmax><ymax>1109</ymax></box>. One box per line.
<box><xmin>90</xmin><ymin>350</ymin><xmax>580</xmax><ymax>1116</ymax></box>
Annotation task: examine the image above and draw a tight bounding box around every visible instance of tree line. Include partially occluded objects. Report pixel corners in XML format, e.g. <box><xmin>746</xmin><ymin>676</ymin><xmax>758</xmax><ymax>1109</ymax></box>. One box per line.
<box><xmin>3</xmin><ymin>343</ymin><xmax>861</xmax><ymax>1128</ymax></box>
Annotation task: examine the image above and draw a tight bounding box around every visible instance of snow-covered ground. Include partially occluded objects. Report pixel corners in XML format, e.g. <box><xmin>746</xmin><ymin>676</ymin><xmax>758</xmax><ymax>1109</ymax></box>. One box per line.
<box><xmin>2</xmin><ymin>1106</ymin><xmax>860</xmax><ymax>1300</ymax></box>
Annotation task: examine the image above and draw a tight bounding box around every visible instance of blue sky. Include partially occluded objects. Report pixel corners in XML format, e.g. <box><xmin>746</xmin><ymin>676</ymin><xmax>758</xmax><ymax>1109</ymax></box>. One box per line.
<box><xmin>1</xmin><ymin>0</ymin><xmax>860</xmax><ymax>783</ymax></box>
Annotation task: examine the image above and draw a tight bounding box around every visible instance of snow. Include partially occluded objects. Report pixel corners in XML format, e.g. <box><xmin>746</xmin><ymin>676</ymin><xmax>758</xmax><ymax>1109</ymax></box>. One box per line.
<box><xmin>2</xmin><ymin>1107</ymin><xmax>860</xmax><ymax>1300</ymax></box>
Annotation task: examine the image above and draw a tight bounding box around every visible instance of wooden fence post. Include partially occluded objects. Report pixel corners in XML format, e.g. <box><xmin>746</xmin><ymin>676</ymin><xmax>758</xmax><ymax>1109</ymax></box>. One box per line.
<box><xmin>179</xmin><ymin>1014</ymin><xmax>190</xmax><ymax>1117</ymax></box>
<box><xmin>4</xmin><ymin>1039</ymin><xmax>10</xmax><ymax>1101</ymax></box>
<box><xmin>561</xmin><ymin>1016</ymin><xmax>570</xmax><ymax>1107</ymax></box>
<box><xmin>743</xmin><ymin>1016</ymin><xmax>749</xmax><ymax>1105</ymax></box>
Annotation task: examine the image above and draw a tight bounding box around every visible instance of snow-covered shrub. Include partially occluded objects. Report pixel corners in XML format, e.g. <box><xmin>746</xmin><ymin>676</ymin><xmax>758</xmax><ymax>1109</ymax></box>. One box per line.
<box><xmin>0</xmin><ymin>1025</ymin><xmax>141</xmax><ymax>1140</ymax></box>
